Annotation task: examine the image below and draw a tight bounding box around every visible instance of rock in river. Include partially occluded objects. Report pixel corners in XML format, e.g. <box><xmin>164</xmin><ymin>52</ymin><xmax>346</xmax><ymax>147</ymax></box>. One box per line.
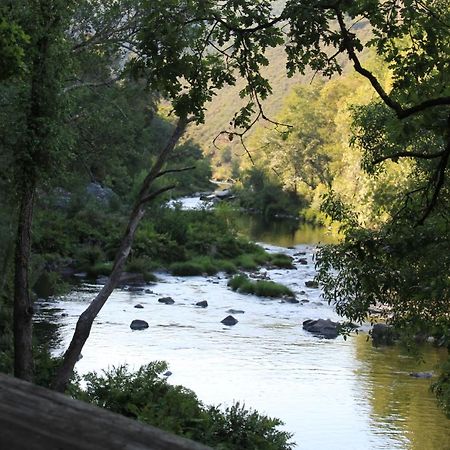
<box><xmin>221</xmin><ymin>315</ymin><xmax>238</xmax><ymax>326</ymax></box>
<box><xmin>305</xmin><ymin>280</ymin><xmax>319</xmax><ymax>289</ymax></box>
<box><xmin>130</xmin><ymin>319</ymin><xmax>149</xmax><ymax>330</ymax></box>
<box><xmin>303</xmin><ymin>319</ymin><xmax>339</xmax><ymax>339</ymax></box>
<box><xmin>226</xmin><ymin>309</ymin><xmax>245</xmax><ymax>314</ymax></box>
<box><xmin>134</xmin><ymin>304</ymin><xmax>144</xmax><ymax>309</ymax></box>
<box><xmin>371</xmin><ymin>323</ymin><xmax>397</xmax><ymax>346</ymax></box>
<box><xmin>158</xmin><ymin>297</ymin><xmax>175</xmax><ymax>305</ymax></box>
<box><xmin>409</xmin><ymin>372</ymin><xmax>433</xmax><ymax>379</ymax></box>
<box><xmin>196</xmin><ymin>300</ymin><xmax>208</xmax><ymax>308</ymax></box>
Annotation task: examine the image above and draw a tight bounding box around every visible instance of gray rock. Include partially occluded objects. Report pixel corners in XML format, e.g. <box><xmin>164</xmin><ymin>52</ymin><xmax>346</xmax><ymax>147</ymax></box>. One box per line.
<box><xmin>409</xmin><ymin>372</ymin><xmax>433</xmax><ymax>378</ymax></box>
<box><xmin>86</xmin><ymin>182</ymin><xmax>114</xmax><ymax>204</ymax></box>
<box><xmin>158</xmin><ymin>297</ymin><xmax>175</xmax><ymax>305</ymax></box>
<box><xmin>305</xmin><ymin>280</ymin><xmax>319</xmax><ymax>289</ymax></box>
<box><xmin>371</xmin><ymin>323</ymin><xmax>397</xmax><ymax>346</ymax></box>
<box><xmin>226</xmin><ymin>309</ymin><xmax>245</xmax><ymax>314</ymax></box>
<box><xmin>215</xmin><ymin>189</ymin><xmax>232</xmax><ymax>199</ymax></box>
<box><xmin>297</xmin><ymin>258</ymin><xmax>308</xmax><ymax>265</ymax></box>
<box><xmin>130</xmin><ymin>319</ymin><xmax>149</xmax><ymax>330</ymax></box>
<box><xmin>134</xmin><ymin>304</ymin><xmax>144</xmax><ymax>309</ymax></box>
<box><xmin>126</xmin><ymin>286</ymin><xmax>144</xmax><ymax>292</ymax></box>
<box><xmin>196</xmin><ymin>300</ymin><xmax>208</xmax><ymax>308</ymax></box>
<box><xmin>119</xmin><ymin>272</ymin><xmax>146</xmax><ymax>286</ymax></box>
<box><xmin>221</xmin><ymin>315</ymin><xmax>238</xmax><ymax>326</ymax></box>
<box><xmin>74</xmin><ymin>272</ymin><xmax>88</xmax><ymax>278</ymax></box>
<box><xmin>282</xmin><ymin>298</ymin><xmax>300</xmax><ymax>304</ymax></box>
<box><xmin>303</xmin><ymin>319</ymin><xmax>339</xmax><ymax>339</ymax></box>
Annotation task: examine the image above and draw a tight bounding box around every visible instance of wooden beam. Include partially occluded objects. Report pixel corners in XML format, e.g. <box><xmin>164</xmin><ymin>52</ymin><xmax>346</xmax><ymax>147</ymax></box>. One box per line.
<box><xmin>0</xmin><ymin>374</ymin><xmax>212</xmax><ymax>450</ymax></box>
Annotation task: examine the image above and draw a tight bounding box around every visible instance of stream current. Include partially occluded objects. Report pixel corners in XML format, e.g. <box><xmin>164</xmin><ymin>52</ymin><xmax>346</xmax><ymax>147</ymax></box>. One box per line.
<box><xmin>38</xmin><ymin>197</ymin><xmax>450</xmax><ymax>450</ymax></box>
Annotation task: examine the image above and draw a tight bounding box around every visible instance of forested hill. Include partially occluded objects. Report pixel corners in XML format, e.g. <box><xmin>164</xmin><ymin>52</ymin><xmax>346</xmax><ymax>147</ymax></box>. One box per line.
<box><xmin>186</xmin><ymin>19</ymin><xmax>372</xmax><ymax>179</ymax></box>
<box><xmin>184</xmin><ymin>45</ymin><xmax>308</xmax><ymax>178</ymax></box>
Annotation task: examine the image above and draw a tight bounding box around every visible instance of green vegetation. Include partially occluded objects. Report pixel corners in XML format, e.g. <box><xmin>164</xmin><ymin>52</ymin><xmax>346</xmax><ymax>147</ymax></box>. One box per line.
<box><xmin>228</xmin><ymin>274</ymin><xmax>294</xmax><ymax>299</ymax></box>
<box><xmin>1</xmin><ymin>0</ymin><xmax>449</xmax><ymax>423</ymax></box>
<box><xmin>74</xmin><ymin>362</ymin><xmax>294</xmax><ymax>449</ymax></box>
<box><xmin>432</xmin><ymin>359</ymin><xmax>450</xmax><ymax>418</ymax></box>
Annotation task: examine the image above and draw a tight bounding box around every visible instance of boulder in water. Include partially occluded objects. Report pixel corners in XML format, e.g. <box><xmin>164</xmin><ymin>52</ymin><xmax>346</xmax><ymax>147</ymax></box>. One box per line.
<box><xmin>409</xmin><ymin>372</ymin><xmax>433</xmax><ymax>378</ymax></box>
<box><xmin>226</xmin><ymin>309</ymin><xmax>245</xmax><ymax>314</ymax></box>
<box><xmin>371</xmin><ymin>323</ymin><xmax>397</xmax><ymax>346</ymax></box>
<box><xmin>196</xmin><ymin>300</ymin><xmax>208</xmax><ymax>308</ymax></box>
<box><xmin>130</xmin><ymin>319</ymin><xmax>149</xmax><ymax>330</ymax></box>
<box><xmin>305</xmin><ymin>280</ymin><xmax>319</xmax><ymax>289</ymax></box>
<box><xmin>158</xmin><ymin>297</ymin><xmax>175</xmax><ymax>305</ymax></box>
<box><xmin>221</xmin><ymin>315</ymin><xmax>238</xmax><ymax>326</ymax></box>
<box><xmin>134</xmin><ymin>304</ymin><xmax>144</xmax><ymax>309</ymax></box>
<box><xmin>303</xmin><ymin>319</ymin><xmax>339</xmax><ymax>339</ymax></box>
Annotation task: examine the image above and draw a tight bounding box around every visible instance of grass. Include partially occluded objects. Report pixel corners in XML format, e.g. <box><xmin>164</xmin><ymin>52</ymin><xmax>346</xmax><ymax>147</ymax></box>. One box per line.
<box><xmin>269</xmin><ymin>253</ymin><xmax>294</xmax><ymax>269</ymax></box>
<box><xmin>87</xmin><ymin>261</ymin><xmax>113</xmax><ymax>277</ymax></box>
<box><xmin>228</xmin><ymin>274</ymin><xmax>294</xmax><ymax>298</ymax></box>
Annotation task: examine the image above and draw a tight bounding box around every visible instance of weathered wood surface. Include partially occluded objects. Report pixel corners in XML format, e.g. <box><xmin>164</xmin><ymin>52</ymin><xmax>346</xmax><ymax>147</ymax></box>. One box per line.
<box><xmin>0</xmin><ymin>374</ymin><xmax>212</xmax><ymax>450</ymax></box>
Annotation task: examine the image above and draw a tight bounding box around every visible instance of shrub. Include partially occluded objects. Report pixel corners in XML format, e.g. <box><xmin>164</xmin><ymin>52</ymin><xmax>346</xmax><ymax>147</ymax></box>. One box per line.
<box><xmin>87</xmin><ymin>261</ymin><xmax>113</xmax><ymax>277</ymax></box>
<box><xmin>228</xmin><ymin>275</ymin><xmax>294</xmax><ymax>298</ymax></box>
<box><xmin>270</xmin><ymin>253</ymin><xmax>294</xmax><ymax>269</ymax></box>
<box><xmin>432</xmin><ymin>357</ymin><xmax>450</xmax><ymax>418</ymax></box>
<box><xmin>170</xmin><ymin>257</ymin><xmax>219</xmax><ymax>276</ymax></box>
<box><xmin>170</xmin><ymin>261</ymin><xmax>205</xmax><ymax>276</ymax></box>
<box><xmin>75</xmin><ymin>363</ymin><xmax>294</xmax><ymax>449</ymax></box>
<box><xmin>234</xmin><ymin>254</ymin><xmax>259</xmax><ymax>270</ymax></box>
<box><xmin>217</xmin><ymin>260</ymin><xmax>238</xmax><ymax>274</ymax></box>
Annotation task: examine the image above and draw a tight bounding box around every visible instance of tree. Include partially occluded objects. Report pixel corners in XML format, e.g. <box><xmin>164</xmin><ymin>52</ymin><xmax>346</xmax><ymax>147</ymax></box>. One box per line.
<box><xmin>52</xmin><ymin>0</ymin><xmax>287</xmax><ymax>391</ymax></box>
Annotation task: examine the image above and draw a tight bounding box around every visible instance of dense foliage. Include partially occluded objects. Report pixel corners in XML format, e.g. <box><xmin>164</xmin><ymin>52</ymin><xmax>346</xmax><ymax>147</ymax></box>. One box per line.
<box><xmin>75</xmin><ymin>363</ymin><xmax>294</xmax><ymax>449</ymax></box>
<box><xmin>1</xmin><ymin>0</ymin><xmax>449</xmax><ymax>424</ymax></box>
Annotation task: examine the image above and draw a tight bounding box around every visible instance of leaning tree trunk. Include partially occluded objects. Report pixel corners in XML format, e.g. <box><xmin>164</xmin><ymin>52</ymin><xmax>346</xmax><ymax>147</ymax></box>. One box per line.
<box><xmin>51</xmin><ymin>116</ymin><xmax>188</xmax><ymax>392</ymax></box>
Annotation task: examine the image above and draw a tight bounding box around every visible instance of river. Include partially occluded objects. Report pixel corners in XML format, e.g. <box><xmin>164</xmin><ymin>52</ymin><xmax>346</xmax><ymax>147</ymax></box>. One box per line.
<box><xmin>37</xmin><ymin>198</ymin><xmax>450</xmax><ymax>450</ymax></box>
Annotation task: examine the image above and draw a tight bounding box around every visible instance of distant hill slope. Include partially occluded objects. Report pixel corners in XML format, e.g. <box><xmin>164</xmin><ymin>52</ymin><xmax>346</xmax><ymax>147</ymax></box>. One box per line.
<box><xmin>184</xmin><ymin>45</ymin><xmax>310</xmax><ymax>178</ymax></box>
<box><xmin>184</xmin><ymin>15</ymin><xmax>371</xmax><ymax>178</ymax></box>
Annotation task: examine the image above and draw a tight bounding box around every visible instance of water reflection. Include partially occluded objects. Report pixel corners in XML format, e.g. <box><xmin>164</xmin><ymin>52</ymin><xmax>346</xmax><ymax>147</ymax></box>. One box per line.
<box><xmin>354</xmin><ymin>334</ymin><xmax>450</xmax><ymax>450</ymax></box>
<box><xmin>233</xmin><ymin>215</ymin><xmax>339</xmax><ymax>246</ymax></box>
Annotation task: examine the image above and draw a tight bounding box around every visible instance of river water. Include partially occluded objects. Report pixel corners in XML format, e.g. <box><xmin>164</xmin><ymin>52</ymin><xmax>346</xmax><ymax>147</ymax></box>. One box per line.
<box><xmin>38</xmin><ymin>198</ymin><xmax>450</xmax><ymax>450</ymax></box>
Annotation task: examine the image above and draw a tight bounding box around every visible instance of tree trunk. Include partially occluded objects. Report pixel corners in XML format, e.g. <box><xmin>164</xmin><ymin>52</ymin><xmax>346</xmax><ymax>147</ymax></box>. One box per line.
<box><xmin>12</xmin><ymin>0</ymin><xmax>62</xmax><ymax>379</ymax></box>
<box><xmin>52</xmin><ymin>116</ymin><xmax>188</xmax><ymax>392</ymax></box>
<box><xmin>13</xmin><ymin>184</ymin><xmax>35</xmax><ymax>381</ymax></box>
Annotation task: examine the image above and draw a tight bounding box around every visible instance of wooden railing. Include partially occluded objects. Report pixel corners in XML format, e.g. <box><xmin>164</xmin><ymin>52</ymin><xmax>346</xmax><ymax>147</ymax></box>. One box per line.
<box><xmin>0</xmin><ymin>374</ymin><xmax>211</xmax><ymax>450</ymax></box>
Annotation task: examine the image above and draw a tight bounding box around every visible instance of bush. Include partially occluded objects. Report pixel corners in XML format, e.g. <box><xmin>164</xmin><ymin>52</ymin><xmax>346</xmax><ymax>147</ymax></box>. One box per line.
<box><xmin>432</xmin><ymin>357</ymin><xmax>450</xmax><ymax>418</ymax></box>
<box><xmin>87</xmin><ymin>261</ymin><xmax>113</xmax><ymax>277</ymax></box>
<box><xmin>217</xmin><ymin>260</ymin><xmax>238</xmax><ymax>274</ymax></box>
<box><xmin>270</xmin><ymin>253</ymin><xmax>294</xmax><ymax>269</ymax></box>
<box><xmin>170</xmin><ymin>257</ymin><xmax>220</xmax><ymax>276</ymax></box>
<box><xmin>234</xmin><ymin>254</ymin><xmax>260</xmax><ymax>270</ymax></box>
<box><xmin>228</xmin><ymin>275</ymin><xmax>294</xmax><ymax>298</ymax></box>
<box><xmin>75</xmin><ymin>363</ymin><xmax>294</xmax><ymax>449</ymax></box>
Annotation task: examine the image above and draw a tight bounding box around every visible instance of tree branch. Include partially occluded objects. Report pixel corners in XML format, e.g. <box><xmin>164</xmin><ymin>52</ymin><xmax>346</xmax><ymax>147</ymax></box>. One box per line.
<box><xmin>373</xmin><ymin>150</ymin><xmax>446</xmax><ymax>165</ymax></box>
<box><xmin>139</xmin><ymin>185</ymin><xmax>176</xmax><ymax>205</ymax></box>
<box><xmin>334</xmin><ymin>8</ymin><xmax>450</xmax><ymax>119</ymax></box>
<box><xmin>63</xmin><ymin>77</ymin><xmax>120</xmax><ymax>93</ymax></box>
<box><xmin>51</xmin><ymin>116</ymin><xmax>188</xmax><ymax>392</ymax></box>
<box><xmin>155</xmin><ymin>166</ymin><xmax>196</xmax><ymax>178</ymax></box>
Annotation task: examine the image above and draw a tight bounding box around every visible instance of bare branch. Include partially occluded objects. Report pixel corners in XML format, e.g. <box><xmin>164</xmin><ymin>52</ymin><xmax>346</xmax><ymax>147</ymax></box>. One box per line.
<box><xmin>334</xmin><ymin>8</ymin><xmax>450</xmax><ymax>119</ymax></box>
<box><xmin>417</xmin><ymin>144</ymin><xmax>450</xmax><ymax>225</ymax></box>
<box><xmin>139</xmin><ymin>185</ymin><xmax>176</xmax><ymax>205</ymax></box>
<box><xmin>155</xmin><ymin>166</ymin><xmax>196</xmax><ymax>178</ymax></box>
<box><xmin>373</xmin><ymin>150</ymin><xmax>446</xmax><ymax>165</ymax></box>
<box><xmin>63</xmin><ymin>77</ymin><xmax>120</xmax><ymax>93</ymax></box>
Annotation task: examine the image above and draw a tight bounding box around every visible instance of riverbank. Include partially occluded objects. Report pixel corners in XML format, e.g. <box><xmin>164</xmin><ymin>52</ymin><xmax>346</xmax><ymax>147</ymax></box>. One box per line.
<box><xmin>36</xmin><ymin>240</ymin><xmax>450</xmax><ymax>450</ymax></box>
